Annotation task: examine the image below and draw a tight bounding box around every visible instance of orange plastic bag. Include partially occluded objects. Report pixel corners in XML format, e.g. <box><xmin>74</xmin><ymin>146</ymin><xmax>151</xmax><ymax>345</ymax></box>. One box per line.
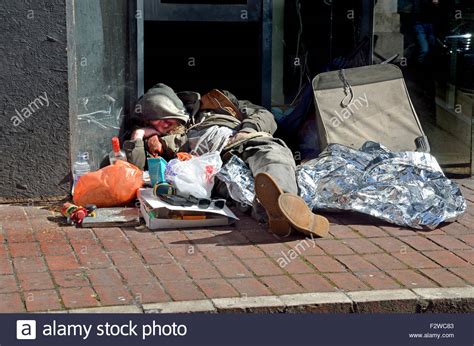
<box><xmin>73</xmin><ymin>160</ymin><xmax>143</xmax><ymax>207</ymax></box>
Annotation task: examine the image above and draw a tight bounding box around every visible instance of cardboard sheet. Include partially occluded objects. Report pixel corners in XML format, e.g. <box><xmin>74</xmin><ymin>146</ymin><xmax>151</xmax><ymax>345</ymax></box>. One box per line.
<box><xmin>137</xmin><ymin>188</ymin><xmax>238</xmax><ymax>230</ymax></box>
<box><xmin>81</xmin><ymin>208</ymin><xmax>140</xmax><ymax>227</ymax></box>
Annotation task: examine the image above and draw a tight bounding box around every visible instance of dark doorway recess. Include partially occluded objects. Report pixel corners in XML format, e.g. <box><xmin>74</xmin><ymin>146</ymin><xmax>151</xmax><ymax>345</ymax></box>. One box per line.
<box><xmin>144</xmin><ymin>21</ymin><xmax>261</xmax><ymax>102</ymax></box>
<box><xmin>283</xmin><ymin>0</ymin><xmax>373</xmax><ymax>102</ymax></box>
<box><xmin>162</xmin><ymin>0</ymin><xmax>247</xmax><ymax>4</ymax></box>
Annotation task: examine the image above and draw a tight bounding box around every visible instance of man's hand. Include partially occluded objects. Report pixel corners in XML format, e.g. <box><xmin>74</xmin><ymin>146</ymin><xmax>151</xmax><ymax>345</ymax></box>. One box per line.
<box><xmin>147</xmin><ymin>135</ymin><xmax>163</xmax><ymax>156</ymax></box>
<box><xmin>131</xmin><ymin>129</ymin><xmax>145</xmax><ymax>140</ymax></box>
<box><xmin>131</xmin><ymin>127</ymin><xmax>161</xmax><ymax>140</ymax></box>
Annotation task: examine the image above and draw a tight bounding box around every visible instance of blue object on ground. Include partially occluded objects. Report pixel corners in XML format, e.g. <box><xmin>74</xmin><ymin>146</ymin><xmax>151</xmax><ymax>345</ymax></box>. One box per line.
<box><xmin>147</xmin><ymin>157</ymin><xmax>167</xmax><ymax>186</ymax></box>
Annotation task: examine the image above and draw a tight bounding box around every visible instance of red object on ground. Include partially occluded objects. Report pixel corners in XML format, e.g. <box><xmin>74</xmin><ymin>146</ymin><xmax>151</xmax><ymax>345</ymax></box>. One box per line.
<box><xmin>60</xmin><ymin>202</ymin><xmax>88</xmax><ymax>224</ymax></box>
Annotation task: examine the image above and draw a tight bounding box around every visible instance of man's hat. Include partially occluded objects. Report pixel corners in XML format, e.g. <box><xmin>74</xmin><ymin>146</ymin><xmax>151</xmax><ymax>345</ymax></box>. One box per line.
<box><xmin>139</xmin><ymin>83</ymin><xmax>190</xmax><ymax>123</ymax></box>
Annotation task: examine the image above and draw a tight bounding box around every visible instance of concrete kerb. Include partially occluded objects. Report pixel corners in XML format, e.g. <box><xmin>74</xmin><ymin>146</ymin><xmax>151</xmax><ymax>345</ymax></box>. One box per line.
<box><xmin>141</xmin><ymin>287</ymin><xmax>474</xmax><ymax>313</ymax></box>
<box><xmin>347</xmin><ymin>289</ymin><xmax>419</xmax><ymax>313</ymax></box>
<box><xmin>280</xmin><ymin>292</ymin><xmax>353</xmax><ymax>313</ymax></box>
<box><xmin>69</xmin><ymin>306</ymin><xmax>143</xmax><ymax>314</ymax></box>
<box><xmin>412</xmin><ymin>287</ymin><xmax>474</xmax><ymax>313</ymax></box>
<box><xmin>212</xmin><ymin>296</ymin><xmax>285</xmax><ymax>313</ymax></box>
<box><xmin>36</xmin><ymin>287</ymin><xmax>474</xmax><ymax>313</ymax></box>
<box><xmin>143</xmin><ymin>300</ymin><xmax>216</xmax><ymax>314</ymax></box>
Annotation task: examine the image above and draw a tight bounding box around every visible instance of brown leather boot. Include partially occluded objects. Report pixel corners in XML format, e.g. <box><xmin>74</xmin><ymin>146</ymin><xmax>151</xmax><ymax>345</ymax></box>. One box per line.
<box><xmin>254</xmin><ymin>172</ymin><xmax>293</xmax><ymax>237</ymax></box>
<box><xmin>278</xmin><ymin>193</ymin><xmax>329</xmax><ymax>238</ymax></box>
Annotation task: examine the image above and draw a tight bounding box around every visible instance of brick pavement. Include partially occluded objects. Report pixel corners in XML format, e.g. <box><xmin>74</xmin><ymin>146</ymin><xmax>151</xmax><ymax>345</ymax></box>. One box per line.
<box><xmin>0</xmin><ymin>180</ymin><xmax>473</xmax><ymax>312</ymax></box>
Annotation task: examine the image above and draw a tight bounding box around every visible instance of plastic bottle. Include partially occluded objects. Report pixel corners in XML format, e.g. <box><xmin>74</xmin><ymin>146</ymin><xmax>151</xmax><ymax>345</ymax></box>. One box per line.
<box><xmin>72</xmin><ymin>152</ymin><xmax>91</xmax><ymax>194</ymax></box>
<box><xmin>109</xmin><ymin>137</ymin><xmax>127</xmax><ymax>164</ymax></box>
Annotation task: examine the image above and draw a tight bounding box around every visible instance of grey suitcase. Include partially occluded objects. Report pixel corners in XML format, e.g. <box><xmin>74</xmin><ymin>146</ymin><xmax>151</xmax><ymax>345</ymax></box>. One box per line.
<box><xmin>312</xmin><ymin>64</ymin><xmax>430</xmax><ymax>152</ymax></box>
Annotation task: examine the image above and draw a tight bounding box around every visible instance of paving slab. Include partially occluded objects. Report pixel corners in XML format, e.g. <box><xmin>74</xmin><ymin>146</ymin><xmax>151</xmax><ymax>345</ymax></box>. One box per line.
<box><xmin>1</xmin><ymin>181</ymin><xmax>473</xmax><ymax>313</ymax></box>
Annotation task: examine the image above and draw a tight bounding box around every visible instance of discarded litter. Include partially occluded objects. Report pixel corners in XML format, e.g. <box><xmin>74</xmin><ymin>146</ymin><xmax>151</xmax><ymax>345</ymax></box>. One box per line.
<box><xmin>73</xmin><ymin>160</ymin><xmax>143</xmax><ymax>207</ymax></box>
<box><xmin>61</xmin><ymin>202</ymin><xmax>95</xmax><ymax>225</ymax></box>
<box><xmin>165</xmin><ymin>152</ymin><xmax>222</xmax><ymax>199</ymax></box>
<box><xmin>148</xmin><ymin>157</ymin><xmax>167</xmax><ymax>186</ymax></box>
<box><xmin>61</xmin><ymin>202</ymin><xmax>140</xmax><ymax>228</ymax></box>
<box><xmin>109</xmin><ymin>136</ymin><xmax>127</xmax><ymax>164</ymax></box>
<box><xmin>72</xmin><ymin>152</ymin><xmax>91</xmax><ymax>194</ymax></box>
<box><xmin>138</xmin><ymin>188</ymin><xmax>238</xmax><ymax>230</ymax></box>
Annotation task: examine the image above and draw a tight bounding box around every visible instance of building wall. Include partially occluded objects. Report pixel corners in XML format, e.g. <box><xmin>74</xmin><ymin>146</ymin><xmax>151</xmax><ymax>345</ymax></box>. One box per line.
<box><xmin>67</xmin><ymin>0</ymin><xmax>131</xmax><ymax>171</ymax></box>
<box><xmin>374</xmin><ymin>0</ymin><xmax>404</xmax><ymax>60</ymax></box>
<box><xmin>0</xmin><ymin>0</ymin><xmax>70</xmax><ymax>201</ymax></box>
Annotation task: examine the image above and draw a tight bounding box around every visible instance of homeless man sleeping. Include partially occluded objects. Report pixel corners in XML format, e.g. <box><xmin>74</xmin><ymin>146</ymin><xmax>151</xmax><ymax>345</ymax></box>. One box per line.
<box><xmin>106</xmin><ymin>83</ymin><xmax>329</xmax><ymax>238</ymax></box>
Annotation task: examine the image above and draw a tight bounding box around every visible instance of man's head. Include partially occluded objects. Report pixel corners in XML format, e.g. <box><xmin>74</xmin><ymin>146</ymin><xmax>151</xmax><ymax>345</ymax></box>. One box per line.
<box><xmin>148</xmin><ymin>119</ymin><xmax>180</xmax><ymax>135</ymax></box>
<box><xmin>138</xmin><ymin>83</ymin><xmax>190</xmax><ymax>134</ymax></box>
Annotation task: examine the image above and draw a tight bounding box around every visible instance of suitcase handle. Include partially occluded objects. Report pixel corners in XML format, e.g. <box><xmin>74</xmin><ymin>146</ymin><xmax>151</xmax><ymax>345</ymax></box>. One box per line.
<box><xmin>339</xmin><ymin>69</ymin><xmax>355</xmax><ymax>108</ymax></box>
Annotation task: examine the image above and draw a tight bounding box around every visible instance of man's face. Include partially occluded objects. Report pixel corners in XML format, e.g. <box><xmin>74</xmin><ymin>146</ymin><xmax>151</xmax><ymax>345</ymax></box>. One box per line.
<box><xmin>149</xmin><ymin>119</ymin><xmax>179</xmax><ymax>135</ymax></box>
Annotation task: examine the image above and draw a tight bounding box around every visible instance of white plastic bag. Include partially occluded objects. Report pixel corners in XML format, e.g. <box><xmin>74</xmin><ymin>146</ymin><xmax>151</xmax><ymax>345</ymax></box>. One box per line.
<box><xmin>165</xmin><ymin>152</ymin><xmax>223</xmax><ymax>198</ymax></box>
<box><xmin>187</xmin><ymin>125</ymin><xmax>235</xmax><ymax>155</ymax></box>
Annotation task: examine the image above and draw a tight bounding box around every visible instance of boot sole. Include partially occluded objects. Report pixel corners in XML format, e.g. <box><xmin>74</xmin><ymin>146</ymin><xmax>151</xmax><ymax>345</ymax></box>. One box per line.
<box><xmin>254</xmin><ymin>173</ymin><xmax>292</xmax><ymax>237</ymax></box>
<box><xmin>278</xmin><ymin>193</ymin><xmax>329</xmax><ymax>238</ymax></box>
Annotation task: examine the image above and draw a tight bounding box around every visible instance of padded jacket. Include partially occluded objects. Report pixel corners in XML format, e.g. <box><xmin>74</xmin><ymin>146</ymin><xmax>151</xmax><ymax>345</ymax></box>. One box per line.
<box><xmin>123</xmin><ymin>90</ymin><xmax>278</xmax><ymax>170</ymax></box>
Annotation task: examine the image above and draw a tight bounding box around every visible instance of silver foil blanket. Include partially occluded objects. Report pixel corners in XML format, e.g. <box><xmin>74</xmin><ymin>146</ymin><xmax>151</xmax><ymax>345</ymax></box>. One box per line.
<box><xmin>297</xmin><ymin>141</ymin><xmax>466</xmax><ymax>229</ymax></box>
<box><xmin>217</xmin><ymin>155</ymin><xmax>255</xmax><ymax>206</ymax></box>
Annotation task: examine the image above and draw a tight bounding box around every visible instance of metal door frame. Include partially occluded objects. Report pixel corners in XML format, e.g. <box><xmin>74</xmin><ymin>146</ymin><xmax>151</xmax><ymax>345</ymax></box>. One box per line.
<box><xmin>135</xmin><ymin>0</ymin><xmax>272</xmax><ymax>108</ymax></box>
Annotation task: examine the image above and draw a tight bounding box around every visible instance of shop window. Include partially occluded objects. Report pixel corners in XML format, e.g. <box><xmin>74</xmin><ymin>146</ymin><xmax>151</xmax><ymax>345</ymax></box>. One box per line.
<box><xmin>375</xmin><ymin>0</ymin><xmax>473</xmax><ymax>174</ymax></box>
